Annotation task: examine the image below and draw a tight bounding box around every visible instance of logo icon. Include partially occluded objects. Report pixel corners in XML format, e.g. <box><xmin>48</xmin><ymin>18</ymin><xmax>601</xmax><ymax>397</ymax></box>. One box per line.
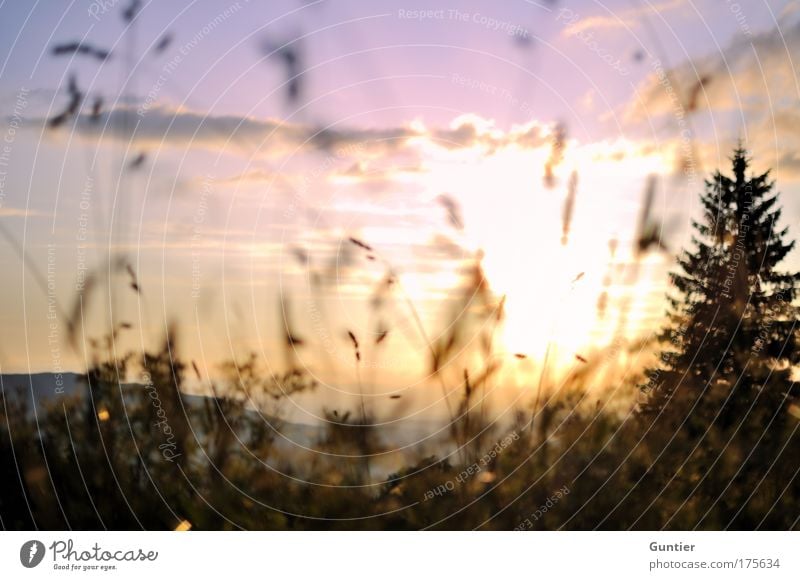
<box><xmin>20</xmin><ymin>540</ymin><xmax>45</xmax><ymax>568</ymax></box>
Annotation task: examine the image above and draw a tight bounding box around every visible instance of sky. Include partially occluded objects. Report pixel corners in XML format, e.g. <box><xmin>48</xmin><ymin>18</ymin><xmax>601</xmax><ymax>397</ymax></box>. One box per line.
<box><xmin>0</xmin><ymin>0</ymin><xmax>799</xmax><ymax>419</ymax></box>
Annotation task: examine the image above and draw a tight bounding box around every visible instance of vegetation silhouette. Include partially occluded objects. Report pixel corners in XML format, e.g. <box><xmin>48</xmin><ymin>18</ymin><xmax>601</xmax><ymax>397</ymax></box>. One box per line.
<box><xmin>635</xmin><ymin>147</ymin><xmax>800</xmax><ymax>529</ymax></box>
<box><xmin>1</xmin><ymin>148</ymin><xmax>798</xmax><ymax>530</ymax></box>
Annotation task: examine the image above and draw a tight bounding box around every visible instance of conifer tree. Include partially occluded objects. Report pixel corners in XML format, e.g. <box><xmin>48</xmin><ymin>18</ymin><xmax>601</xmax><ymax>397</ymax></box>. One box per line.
<box><xmin>644</xmin><ymin>146</ymin><xmax>799</xmax><ymax>421</ymax></box>
<box><xmin>638</xmin><ymin>147</ymin><xmax>800</xmax><ymax>528</ymax></box>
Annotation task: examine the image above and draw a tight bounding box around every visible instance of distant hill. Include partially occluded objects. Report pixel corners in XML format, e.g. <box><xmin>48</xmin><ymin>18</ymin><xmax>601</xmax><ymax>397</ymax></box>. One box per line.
<box><xmin>0</xmin><ymin>372</ymin><xmax>450</xmax><ymax>457</ymax></box>
<box><xmin>1</xmin><ymin>372</ymin><xmax>84</xmax><ymax>416</ymax></box>
<box><xmin>0</xmin><ymin>372</ymin><xmax>321</xmax><ymax>445</ymax></box>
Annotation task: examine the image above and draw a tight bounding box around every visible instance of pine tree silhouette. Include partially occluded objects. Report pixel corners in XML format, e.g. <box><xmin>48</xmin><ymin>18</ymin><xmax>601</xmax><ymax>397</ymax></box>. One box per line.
<box><xmin>638</xmin><ymin>146</ymin><xmax>800</xmax><ymax>528</ymax></box>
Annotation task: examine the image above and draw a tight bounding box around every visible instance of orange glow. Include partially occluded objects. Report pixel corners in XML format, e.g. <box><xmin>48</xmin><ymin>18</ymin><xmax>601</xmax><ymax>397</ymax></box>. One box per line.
<box><xmin>412</xmin><ymin>137</ymin><xmax>671</xmax><ymax>372</ymax></box>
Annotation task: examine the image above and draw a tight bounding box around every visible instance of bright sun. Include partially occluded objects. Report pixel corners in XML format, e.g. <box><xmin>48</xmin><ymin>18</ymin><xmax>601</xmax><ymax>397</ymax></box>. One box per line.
<box><xmin>420</xmin><ymin>135</ymin><xmax>671</xmax><ymax>370</ymax></box>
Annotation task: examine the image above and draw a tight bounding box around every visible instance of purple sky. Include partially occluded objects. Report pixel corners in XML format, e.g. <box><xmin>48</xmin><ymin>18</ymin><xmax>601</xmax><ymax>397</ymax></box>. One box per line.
<box><xmin>0</xmin><ymin>0</ymin><xmax>799</xmax><ymax>421</ymax></box>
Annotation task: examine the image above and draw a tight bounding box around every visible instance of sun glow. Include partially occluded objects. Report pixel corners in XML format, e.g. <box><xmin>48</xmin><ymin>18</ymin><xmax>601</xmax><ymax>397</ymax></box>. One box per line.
<box><xmin>418</xmin><ymin>137</ymin><xmax>670</xmax><ymax>370</ymax></box>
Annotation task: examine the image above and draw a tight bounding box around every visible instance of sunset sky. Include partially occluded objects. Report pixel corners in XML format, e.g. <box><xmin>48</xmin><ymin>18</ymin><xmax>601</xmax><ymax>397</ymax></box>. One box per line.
<box><xmin>1</xmin><ymin>0</ymin><xmax>799</xmax><ymax>417</ymax></box>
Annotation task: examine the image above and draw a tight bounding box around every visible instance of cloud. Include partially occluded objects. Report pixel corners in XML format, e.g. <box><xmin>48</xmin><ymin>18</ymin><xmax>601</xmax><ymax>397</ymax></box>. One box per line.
<box><xmin>213</xmin><ymin>168</ymin><xmax>282</xmax><ymax>184</ymax></box>
<box><xmin>560</xmin><ymin>0</ymin><xmax>685</xmax><ymax>37</ymax></box>
<box><xmin>622</xmin><ymin>12</ymin><xmax>800</xmax><ymax>180</ymax></box>
<box><xmin>627</xmin><ymin>17</ymin><xmax>800</xmax><ymax>121</ymax></box>
<box><xmin>562</xmin><ymin>15</ymin><xmax>636</xmax><ymax>37</ymax></box>
<box><xmin>34</xmin><ymin>105</ymin><xmax>552</xmax><ymax>161</ymax></box>
<box><xmin>751</xmin><ymin>108</ymin><xmax>800</xmax><ymax>180</ymax></box>
<box><xmin>136</xmin><ymin>107</ymin><xmax>411</xmax><ymax>154</ymax></box>
<box><xmin>428</xmin><ymin>115</ymin><xmax>548</xmax><ymax>152</ymax></box>
<box><xmin>781</xmin><ymin>0</ymin><xmax>800</xmax><ymax>20</ymax></box>
<box><xmin>29</xmin><ymin>105</ymin><xmax>416</xmax><ymax>158</ymax></box>
<box><xmin>0</xmin><ymin>207</ymin><xmax>50</xmax><ymax>218</ymax></box>
<box><xmin>579</xmin><ymin>89</ymin><xmax>596</xmax><ymax>113</ymax></box>
<box><xmin>336</xmin><ymin>161</ymin><xmax>424</xmax><ymax>180</ymax></box>
<box><xmin>331</xmin><ymin>158</ymin><xmax>426</xmax><ymax>192</ymax></box>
